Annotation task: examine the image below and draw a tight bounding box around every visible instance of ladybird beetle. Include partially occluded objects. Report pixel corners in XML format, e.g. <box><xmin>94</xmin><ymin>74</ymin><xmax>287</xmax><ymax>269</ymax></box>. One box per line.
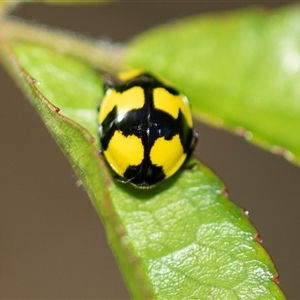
<box><xmin>98</xmin><ymin>70</ymin><xmax>198</xmax><ymax>188</ymax></box>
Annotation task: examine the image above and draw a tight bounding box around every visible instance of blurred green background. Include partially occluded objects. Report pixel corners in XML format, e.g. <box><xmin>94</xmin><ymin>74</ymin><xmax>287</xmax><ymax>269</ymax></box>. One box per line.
<box><xmin>1</xmin><ymin>1</ymin><xmax>299</xmax><ymax>299</ymax></box>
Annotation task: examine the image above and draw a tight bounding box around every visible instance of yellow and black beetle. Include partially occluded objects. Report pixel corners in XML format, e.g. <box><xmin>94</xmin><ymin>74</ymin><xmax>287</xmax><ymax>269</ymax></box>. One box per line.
<box><xmin>98</xmin><ymin>70</ymin><xmax>198</xmax><ymax>188</ymax></box>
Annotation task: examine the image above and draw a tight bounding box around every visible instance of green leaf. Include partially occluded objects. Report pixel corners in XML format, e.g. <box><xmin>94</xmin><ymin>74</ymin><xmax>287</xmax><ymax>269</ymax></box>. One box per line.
<box><xmin>11</xmin><ymin>43</ymin><xmax>102</xmax><ymax>140</ymax></box>
<box><xmin>109</xmin><ymin>164</ymin><xmax>283</xmax><ymax>299</ymax></box>
<box><xmin>0</xmin><ymin>24</ymin><xmax>285</xmax><ymax>300</ymax></box>
<box><xmin>126</xmin><ymin>6</ymin><xmax>300</xmax><ymax>166</ymax></box>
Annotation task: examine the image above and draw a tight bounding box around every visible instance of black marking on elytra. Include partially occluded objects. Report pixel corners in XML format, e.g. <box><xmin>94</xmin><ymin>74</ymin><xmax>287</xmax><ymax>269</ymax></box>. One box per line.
<box><xmin>99</xmin><ymin>72</ymin><xmax>197</xmax><ymax>187</ymax></box>
<box><xmin>99</xmin><ymin>106</ymin><xmax>117</xmax><ymax>151</ymax></box>
<box><xmin>124</xmin><ymin>162</ymin><xmax>165</xmax><ymax>187</ymax></box>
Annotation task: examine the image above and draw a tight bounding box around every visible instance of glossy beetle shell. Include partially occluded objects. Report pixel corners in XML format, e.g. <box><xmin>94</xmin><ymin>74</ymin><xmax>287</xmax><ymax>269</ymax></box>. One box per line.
<box><xmin>98</xmin><ymin>71</ymin><xmax>198</xmax><ymax>188</ymax></box>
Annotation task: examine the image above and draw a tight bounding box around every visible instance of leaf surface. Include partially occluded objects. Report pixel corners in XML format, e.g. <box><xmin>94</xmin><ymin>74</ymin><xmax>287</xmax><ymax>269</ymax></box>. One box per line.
<box><xmin>0</xmin><ymin>19</ymin><xmax>285</xmax><ymax>300</ymax></box>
